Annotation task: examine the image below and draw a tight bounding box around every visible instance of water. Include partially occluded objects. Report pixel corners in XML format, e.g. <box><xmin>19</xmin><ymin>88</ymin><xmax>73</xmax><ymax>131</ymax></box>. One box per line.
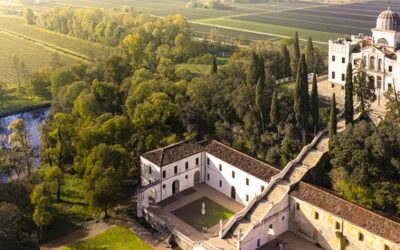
<box><xmin>0</xmin><ymin>107</ymin><xmax>50</xmax><ymax>182</ymax></box>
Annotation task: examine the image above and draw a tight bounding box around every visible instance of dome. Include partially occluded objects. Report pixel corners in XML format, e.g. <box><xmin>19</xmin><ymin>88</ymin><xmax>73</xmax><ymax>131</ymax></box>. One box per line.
<box><xmin>376</xmin><ymin>7</ymin><xmax>400</xmax><ymax>31</ymax></box>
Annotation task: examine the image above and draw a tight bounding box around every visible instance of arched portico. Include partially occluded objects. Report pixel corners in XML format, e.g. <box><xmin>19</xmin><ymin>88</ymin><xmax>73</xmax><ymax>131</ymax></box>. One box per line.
<box><xmin>172</xmin><ymin>179</ymin><xmax>180</xmax><ymax>195</ymax></box>
<box><xmin>194</xmin><ymin>171</ymin><xmax>200</xmax><ymax>185</ymax></box>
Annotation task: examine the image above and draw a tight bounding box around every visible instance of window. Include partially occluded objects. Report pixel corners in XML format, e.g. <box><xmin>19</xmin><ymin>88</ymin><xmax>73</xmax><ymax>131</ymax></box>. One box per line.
<box><xmin>335</xmin><ymin>222</ymin><xmax>341</xmax><ymax>230</ymax></box>
<box><xmin>370</xmin><ymin>56</ymin><xmax>376</xmax><ymax>69</ymax></box>
<box><xmin>332</xmin><ymin>55</ymin><xmax>336</xmax><ymax>62</ymax></box>
<box><xmin>296</xmin><ymin>203</ymin><xmax>300</xmax><ymax>210</ymax></box>
<box><xmin>185</xmin><ymin>175</ymin><xmax>188</xmax><ymax>179</ymax></box>
<box><xmin>341</xmin><ymin>74</ymin><xmax>345</xmax><ymax>81</ymax></box>
<box><xmin>232</xmin><ymin>171</ymin><xmax>235</xmax><ymax>178</ymax></box>
<box><xmin>282</xmin><ymin>216</ymin><xmax>285</xmax><ymax>221</ymax></box>
<box><xmin>261</xmin><ymin>185</ymin><xmax>264</xmax><ymax>192</ymax></box>
<box><xmin>384</xmin><ymin>244</ymin><xmax>390</xmax><ymax>250</ymax></box>
<box><xmin>219</xmin><ymin>180</ymin><xmax>222</xmax><ymax>187</ymax></box>
<box><xmin>207</xmin><ymin>173</ymin><xmax>210</xmax><ymax>181</ymax></box>
<box><xmin>358</xmin><ymin>232</ymin><xmax>364</xmax><ymax>241</ymax></box>
<box><xmin>163</xmin><ymin>170</ymin><xmax>166</xmax><ymax>178</ymax></box>
<box><xmin>174</xmin><ymin>166</ymin><xmax>178</xmax><ymax>174</ymax></box>
<box><xmin>257</xmin><ymin>239</ymin><xmax>261</xmax><ymax>247</ymax></box>
<box><xmin>162</xmin><ymin>184</ymin><xmax>166</xmax><ymax>188</ymax></box>
<box><xmin>314</xmin><ymin>211</ymin><xmax>319</xmax><ymax>220</ymax></box>
<box><xmin>219</xmin><ymin>164</ymin><xmax>222</xmax><ymax>171</ymax></box>
<box><xmin>148</xmin><ymin>166</ymin><xmax>152</xmax><ymax>174</ymax></box>
<box><xmin>246</xmin><ymin>195</ymin><xmax>249</xmax><ymax>202</ymax></box>
<box><xmin>246</xmin><ymin>178</ymin><xmax>249</xmax><ymax>186</ymax></box>
<box><xmin>269</xmin><ymin>224</ymin><xmax>273</xmax><ymax>229</ymax></box>
<box><xmin>389</xmin><ymin>65</ymin><xmax>393</xmax><ymax>72</ymax></box>
<box><xmin>207</xmin><ymin>158</ymin><xmax>210</xmax><ymax>165</ymax></box>
<box><xmin>149</xmin><ymin>180</ymin><xmax>151</xmax><ymax>184</ymax></box>
<box><xmin>332</xmin><ymin>71</ymin><xmax>335</xmax><ymax>79</ymax></box>
<box><xmin>185</xmin><ymin>162</ymin><xmax>189</xmax><ymax>170</ymax></box>
<box><xmin>331</xmin><ymin>83</ymin><xmax>335</xmax><ymax>88</ymax></box>
<box><xmin>342</xmin><ymin>57</ymin><xmax>345</xmax><ymax>63</ymax></box>
<box><xmin>388</xmin><ymin>83</ymin><xmax>393</xmax><ymax>89</ymax></box>
<box><xmin>196</xmin><ymin>157</ymin><xmax>199</xmax><ymax>165</ymax></box>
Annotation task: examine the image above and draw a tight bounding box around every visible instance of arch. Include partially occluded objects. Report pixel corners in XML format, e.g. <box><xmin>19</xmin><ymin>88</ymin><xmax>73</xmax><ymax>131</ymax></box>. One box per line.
<box><xmin>193</xmin><ymin>171</ymin><xmax>200</xmax><ymax>185</ymax></box>
<box><xmin>231</xmin><ymin>186</ymin><xmax>236</xmax><ymax>199</ymax></box>
<box><xmin>172</xmin><ymin>179</ymin><xmax>180</xmax><ymax>195</ymax></box>
<box><xmin>377</xmin><ymin>38</ymin><xmax>389</xmax><ymax>45</ymax></box>
<box><xmin>370</xmin><ymin>56</ymin><xmax>376</xmax><ymax>69</ymax></box>
<box><xmin>378</xmin><ymin>58</ymin><xmax>382</xmax><ymax>71</ymax></box>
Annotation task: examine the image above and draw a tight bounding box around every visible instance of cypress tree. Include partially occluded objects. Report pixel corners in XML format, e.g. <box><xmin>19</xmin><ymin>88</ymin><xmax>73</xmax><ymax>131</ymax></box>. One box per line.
<box><xmin>256</xmin><ymin>73</ymin><xmax>265</xmax><ymax>133</ymax></box>
<box><xmin>291</xmin><ymin>31</ymin><xmax>301</xmax><ymax>79</ymax></box>
<box><xmin>247</xmin><ymin>51</ymin><xmax>259</xmax><ymax>86</ymax></box>
<box><xmin>211</xmin><ymin>56</ymin><xmax>218</xmax><ymax>74</ymax></box>
<box><xmin>345</xmin><ymin>62</ymin><xmax>354</xmax><ymax>125</ymax></box>
<box><xmin>280</xmin><ymin>43</ymin><xmax>291</xmax><ymax>78</ymax></box>
<box><xmin>306</xmin><ymin>36</ymin><xmax>315</xmax><ymax>73</ymax></box>
<box><xmin>329</xmin><ymin>93</ymin><xmax>337</xmax><ymax>139</ymax></box>
<box><xmin>270</xmin><ymin>88</ymin><xmax>279</xmax><ymax>127</ymax></box>
<box><xmin>294</xmin><ymin>54</ymin><xmax>309</xmax><ymax>145</ymax></box>
<box><xmin>311</xmin><ymin>73</ymin><xmax>319</xmax><ymax>135</ymax></box>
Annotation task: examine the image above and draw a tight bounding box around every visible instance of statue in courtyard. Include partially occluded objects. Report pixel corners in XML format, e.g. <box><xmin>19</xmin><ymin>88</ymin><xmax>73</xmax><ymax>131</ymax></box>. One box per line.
<box><xmin>201</xmin><ymin>201</ymin><xmax>205</xmax><ymax>215</ymax></box>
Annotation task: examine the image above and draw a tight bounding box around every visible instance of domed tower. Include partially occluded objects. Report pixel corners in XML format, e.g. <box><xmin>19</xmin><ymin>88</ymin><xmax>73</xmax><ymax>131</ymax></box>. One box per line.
<box><xmin>372</xmin><ymin>7</ymin><xmax>400</xmax><ymax>47</ymax></box>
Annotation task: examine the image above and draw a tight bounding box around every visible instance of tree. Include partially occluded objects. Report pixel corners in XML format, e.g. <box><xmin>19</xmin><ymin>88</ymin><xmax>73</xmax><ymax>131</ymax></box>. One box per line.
<box><xmin>84</xmin><ymin>144</ymin><xmax>130</xmax><ymax>218</ymax></box>
<box><xmin>44</xmin><ymin>166</ymin><xmax>64</xmax><ymax>202</ymax></box>
<box><xmin>291</xmin><ymin>32</ymin><xmax>301</xmax><ymax>78</ymax></box>
<box><xmin>270</xmin><ymin>88</ymin><xmax>279</xmax><ymax>127</ymax></box>
<box><xmin>306</xmin><ymin>36</ymin><xmax>315</xmax><ymax>73</ymax></box>
<box><xmin>8</xmin><ymin>119</ymin><xmax>32</xmax><ymax>176</ymax></box>
<box><xmin>27</xmin><ymin>67</ymin><xmax>52</xmax><ymax>99</ymax></box>
<box><xmin>255</xmin><ymin>77</ymin><xmax>265</xmax><ymax>133</ymax></box>
<box><xmin>345</xmin><ymin>62</ymin><xmax>354</xmax><ymax>125</ymax></box>
<box><xmin>280</xmin><ymin>43</ymin><xmax>291</xmax><ymax>78</ymax></box>
<box><xmin>50</xmin><ymin>68</ymin><xmax>76</xmax><ymax>96</ymax></box>
<box><xmin>384</xmin><ymin>84</ymin><xmax>400</xmax><ymax>122</ymax></box>
<box><xmin>12</xmin><ymin>54</ymin><xmax>22</xmax><ymax>95</ymax></box>
<box><xmin>31</xmin><ymin>183</ymin><xmax>53</xmax><ymax>240</ymax></box>
<box><xmin>0</xmin><ymin>202</ymin><xmax>39</xmax><ymax>250</ymax></box>
<box><xmin>311</xmin><ymin>73</ymin><xmax>319</xmax><ymax>135</ymax></box>
<box><xmin>294</xmin><ymin>54</ymin><xmax>309</xmax><ymax>145</ymax></box>
<box><xmin>329</xmin><ymin>93</ymin><xmax>337</xmax><ymax>149</ymax></box>
<box><xmin>246</xmin><ymin>51</ymin><xmax>259</xmax><ymax>86</ymax></box>
<box><xmin>211</xmin><ymin>55</ymin><xmax>218</xmax><ymax>75</ymax></box>
<box><xmin>105</xmin><ymin>55</ymin><xmax>129</xmax><ymax>84</ymax></box>
<box><xmin>353</xmin><ymin>60</ymin><xmax>376</xmax><ymax>114</ymax></box>
<box><xmin>23</xmin><ymin>8</ymin><xmax>35</xmax><ymax>25</ymax></box>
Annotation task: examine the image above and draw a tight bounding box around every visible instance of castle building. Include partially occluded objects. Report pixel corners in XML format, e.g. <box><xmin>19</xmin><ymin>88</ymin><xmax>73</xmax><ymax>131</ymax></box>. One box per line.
<box><xmin>329</xmin><ymin>8</ymin><xmax>400</xmax><ymax>93</ymax></box>
<box><xmin>137</xmin><ymin>138</ymin><xmax>400</xmax><ymax>250</ymax></box>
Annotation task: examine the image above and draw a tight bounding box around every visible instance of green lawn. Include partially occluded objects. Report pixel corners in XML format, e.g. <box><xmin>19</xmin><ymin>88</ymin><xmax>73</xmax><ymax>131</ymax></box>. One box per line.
<box><xmin>172</xmin><ymin>196</ymin><xmax>234</xmax><ymax>232</ymax></box>
<box><xmin>0</xmin><ymin>91</ymin><xmax>50</xmax><ymax>116</ymax></box>
<box><xmin>42</xmin><ymin>174</ymin><xmax>96</xmax><ymax>242</ymax></box>
<box><xmin>64</xmin><ymin>226</ymin><xmax>153</xmax><ymax>250</ymax></box>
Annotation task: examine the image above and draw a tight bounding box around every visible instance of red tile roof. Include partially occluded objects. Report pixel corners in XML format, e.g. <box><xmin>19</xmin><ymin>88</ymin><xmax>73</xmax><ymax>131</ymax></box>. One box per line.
<box><xmin>290</xmin><ymin>182</ymin><xmax>400</xmax><ymax>243</ymax></box>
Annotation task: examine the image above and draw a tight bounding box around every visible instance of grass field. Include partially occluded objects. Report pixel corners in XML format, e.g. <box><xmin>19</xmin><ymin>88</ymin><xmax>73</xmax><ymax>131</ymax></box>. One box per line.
<box><xmin>42</xmin><ymin>174</ymin><xmax>96</xmax><ymax>242</ymax></box>
<box><xmin>64</xmin><ymin>226</ymin><xmax>153</xmax><ymax>250</ymax></box>
<box><xmin>172</xmin><ymin>196</ymin><xmax>234</xmax><ymax>232</ymax></box>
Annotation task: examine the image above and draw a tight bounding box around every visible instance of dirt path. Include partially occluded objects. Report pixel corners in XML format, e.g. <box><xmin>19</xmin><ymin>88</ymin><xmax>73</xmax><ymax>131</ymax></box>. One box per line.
<box><xmin>40</xmin><ymin>222</ymin><xmax>112</xmax><ymax>250</ymax></box>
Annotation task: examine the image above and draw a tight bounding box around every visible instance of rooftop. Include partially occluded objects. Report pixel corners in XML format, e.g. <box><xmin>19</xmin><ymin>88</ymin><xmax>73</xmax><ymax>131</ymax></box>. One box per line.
<box><xmin>290</xmin><ymin>182</ymin><xmax>400</xmax><ymax>243</ymax></box>
<box><xmin>142</xmin><ymin>139</ymin><xmax>280</xmax><ymax>182</ymax></box>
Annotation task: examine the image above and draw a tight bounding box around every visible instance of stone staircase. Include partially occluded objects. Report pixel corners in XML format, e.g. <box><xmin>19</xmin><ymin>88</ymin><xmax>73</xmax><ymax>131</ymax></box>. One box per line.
<box><xmin>221</xmin><ymin>111</ymin><xmax>352</xmax><ymax>245</ymax></box>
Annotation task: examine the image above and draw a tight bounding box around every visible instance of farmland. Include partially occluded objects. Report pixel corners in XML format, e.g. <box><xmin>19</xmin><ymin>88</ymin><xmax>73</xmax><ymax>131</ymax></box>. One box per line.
<box><xmin>0</xmin><ymin>31</ymin><xmax>80</xmax><ymax>87</ymax></box>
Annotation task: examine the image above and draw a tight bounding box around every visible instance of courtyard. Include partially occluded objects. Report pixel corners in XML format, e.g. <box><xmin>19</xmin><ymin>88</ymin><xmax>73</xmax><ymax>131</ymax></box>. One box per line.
<box><xmin>147</xmin><ymin>183</ymin><xmax>244</xmax><ymax>241</ymax></box>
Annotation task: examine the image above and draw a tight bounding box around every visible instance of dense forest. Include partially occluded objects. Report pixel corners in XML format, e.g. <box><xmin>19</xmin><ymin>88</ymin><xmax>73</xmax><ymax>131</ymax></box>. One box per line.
<box><xmin>1</xmin><ymin>5</ymin><xmax>400</xmax><ymax>248</ymax></box>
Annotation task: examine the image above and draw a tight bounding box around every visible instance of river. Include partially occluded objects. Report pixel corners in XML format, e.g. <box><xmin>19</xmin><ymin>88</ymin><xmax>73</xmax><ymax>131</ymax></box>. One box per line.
<box><xmin>0</xmin><ymin>107</ymin><xmax>50</xmax><ymax>182</ymax></box>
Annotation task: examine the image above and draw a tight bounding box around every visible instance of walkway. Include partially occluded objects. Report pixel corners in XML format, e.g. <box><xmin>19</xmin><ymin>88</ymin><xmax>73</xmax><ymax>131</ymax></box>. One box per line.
<box><xmin>40</xmin><ymin>222</ymin><xmax>112</xmax><ymax>250</ymax></box>
<box><xmin>257</xmin><ymin>231</ymin><xmax>321</xmax><ymax>250</ymax></box>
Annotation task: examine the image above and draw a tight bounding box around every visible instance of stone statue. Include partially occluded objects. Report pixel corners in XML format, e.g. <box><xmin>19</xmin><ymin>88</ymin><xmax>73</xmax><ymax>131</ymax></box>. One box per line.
<box><xmin>201</xmin><ymin>201</ymin><xmax>205</xmax><ymax>215</ymax></box>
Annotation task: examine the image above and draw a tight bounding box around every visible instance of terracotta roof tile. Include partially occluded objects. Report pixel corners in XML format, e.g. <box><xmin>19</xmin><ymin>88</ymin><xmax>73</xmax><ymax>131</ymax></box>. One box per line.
<box><xmin>142</xmin><ymin>140</ymin><xmax>203</xmax><ymax>166</ymax></box>
<box><xmin>202</xmin><ymin>140</ymin><xmax>280</xmax><ymax>182</ymax></box>
<box><xmin>290</xmin><ymin>182</ymin><xmax>400</xmax><ymax>243</ymax></box>
<box><xmin>141</xmin><ymin>140</ymin><xmax>280</xmax><ymax>181</ymax></box>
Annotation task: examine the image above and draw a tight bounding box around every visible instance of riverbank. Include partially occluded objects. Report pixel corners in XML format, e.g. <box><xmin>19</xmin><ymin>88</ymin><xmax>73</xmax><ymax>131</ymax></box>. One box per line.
<box><xmin>0</xmin><ymin>92</ymin><xmax>51</xmax><ymax>118</ymax></box>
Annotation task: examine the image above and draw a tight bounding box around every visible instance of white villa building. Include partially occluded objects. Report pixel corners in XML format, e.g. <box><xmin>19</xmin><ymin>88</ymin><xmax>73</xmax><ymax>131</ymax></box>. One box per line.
<box><xmin>329</xmin><ymin>7</ymin><xmax>400</xmax><ymax>93</ymax></box>
<box><xmin>137</xmin><ymin>139</ymin><xmax>400</xmax><ymax>250</ymax></box>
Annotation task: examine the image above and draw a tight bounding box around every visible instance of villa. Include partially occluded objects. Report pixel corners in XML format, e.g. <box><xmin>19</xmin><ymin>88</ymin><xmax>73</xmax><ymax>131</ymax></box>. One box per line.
<box><xmin>137</xmin><ymin>138</ymin><xmax>400</xmax><ymax>250</ymax></box>
<box><xmin>329</xmin><ymin>8</ymin><xmax>400</xmax><ymax>94</ymax></box>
